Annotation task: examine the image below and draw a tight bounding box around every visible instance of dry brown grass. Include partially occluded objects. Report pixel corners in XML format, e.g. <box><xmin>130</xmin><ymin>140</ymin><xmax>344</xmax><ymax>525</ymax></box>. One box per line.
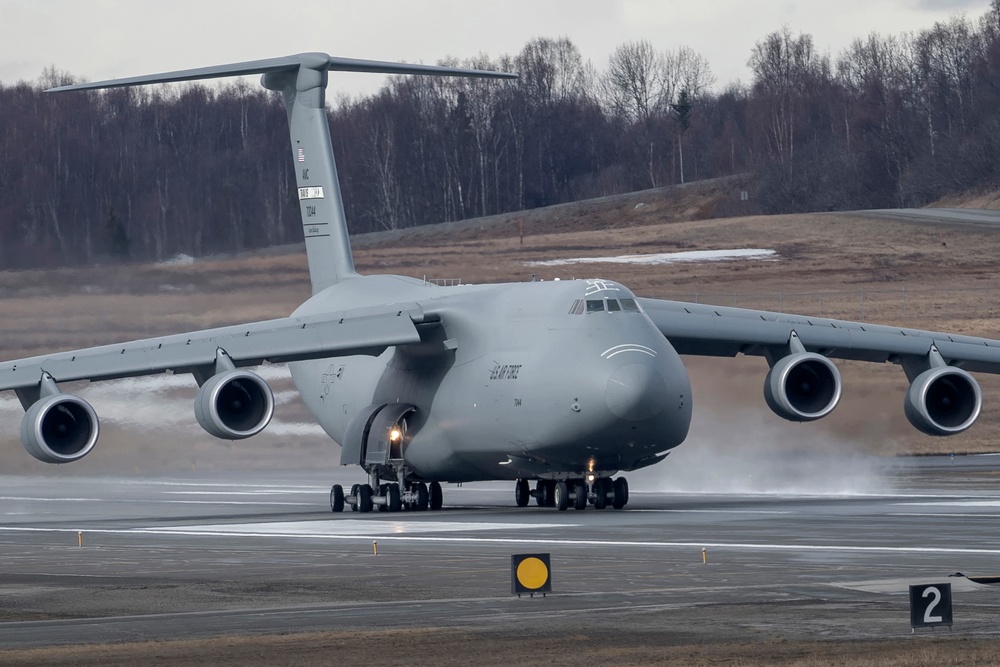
<box><xmin>2</xmin><ymin>630</ymin><xmax>998</xmax><ymax>666</ymax></box>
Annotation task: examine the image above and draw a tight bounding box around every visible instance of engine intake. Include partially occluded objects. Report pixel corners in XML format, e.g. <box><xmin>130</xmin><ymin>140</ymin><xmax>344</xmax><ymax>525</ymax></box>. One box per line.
<box><xmin>194</xmin><ymin>370</ymin><xmax>274</xmax><ymax>439</ymax></box>
<box><xmin>764</xmin><ymin>352</ymin><xmax>842</xmax><ymax>422</ymax></box>
<box><xmin>20</xmin><ymin>394</ymin><xmax>100</xmax><ymax>463</ymax></box>
<box><xmin>904</xmin><ymin>366</ymin><xmax>981</xmax><ymax>436</ymax></box>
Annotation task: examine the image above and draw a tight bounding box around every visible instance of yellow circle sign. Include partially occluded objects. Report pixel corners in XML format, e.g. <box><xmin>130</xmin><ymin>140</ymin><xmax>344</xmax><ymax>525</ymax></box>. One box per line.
<box><xmin>516</xmin><ymin>557</ymin><xmax>549</xmax><ymax>590</ymax></box>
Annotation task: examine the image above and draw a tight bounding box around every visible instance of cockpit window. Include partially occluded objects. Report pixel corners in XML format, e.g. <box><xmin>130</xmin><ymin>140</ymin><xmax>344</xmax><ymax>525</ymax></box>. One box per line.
<box><xmin>620</xmin><ymin>298</ymin><xmax>641</xmax><ymax>312</ymax></box>
<box><xmin>606</xmin><ymin>299</ymin><xmax>622</xmax><ymax>312</ymax></box>
<box><xmin>586</xmin><ymin>299</ymin><xmax>605</xmax><ymax>313</ymax></box>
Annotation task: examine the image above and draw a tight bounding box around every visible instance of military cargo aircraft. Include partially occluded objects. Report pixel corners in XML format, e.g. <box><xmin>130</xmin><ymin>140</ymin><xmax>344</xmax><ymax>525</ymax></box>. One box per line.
<box><xmin>6</xmin><ymin>53</ymin><xmax>1000</xmax><ymax>512</ymax></box>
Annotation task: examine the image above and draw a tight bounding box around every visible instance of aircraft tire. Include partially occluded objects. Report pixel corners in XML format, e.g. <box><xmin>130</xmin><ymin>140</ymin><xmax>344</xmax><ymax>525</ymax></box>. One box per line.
<box><xmin>573</xmin><ymin>480</ymin><xmax>587</xmax><ymax>510</ymax></box>
<box><xmin>515</xmin><ymin>479</ymin><xmax>530</xmax><ymax>507</ymax></box>
<box><xmin>534</xmin><ymin>480</ymin><xmax>547</xmax><ymax>507</ymax></box>
<box><xmin>350</xmin><ymin>484</ymin><xmax>360</xmax><ymax>512</ymax></box>
<box><xmin>554</xmin><ymin>481</ymin><xmax>569</xmax><ymax>511</ymax></box>
<box><xmin>593</xmin><ymin>478</ymin><xmax>609</xmax><ymax>510</ymax></box>
<box><xmin>387</xmin><ymin>483</ymin><xmax>402</xmax><ymax>512</ymax></box>
<box><xmin>429</xmin><ymin>481</ymin><xmax>443</xmax><ymax>510</ymax></box>
<box><xmin>415</xmin><ymin>483</ymin><xmax>429</xmax><ymax>511</ymax></box>
<box><xmin>612</xmin><ymin>477</ymin><xmax>629</xmax><ymax>509</ymax></box>
<box><xmin>330</xmin><ymin>485</ymin><xmax>345</xmax><ymax>513</ymax></box>
<box><xmin>358</xmin><ymin>484</ymin><xmax>374</xmax><ymax>513</ymax></box>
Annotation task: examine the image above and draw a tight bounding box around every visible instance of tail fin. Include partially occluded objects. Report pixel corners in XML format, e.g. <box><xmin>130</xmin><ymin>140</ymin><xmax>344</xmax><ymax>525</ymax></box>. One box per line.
<box><xmin>49</xmin><ymin>53</ymin><xmax>516</xmax><ymax>294</ymax></box>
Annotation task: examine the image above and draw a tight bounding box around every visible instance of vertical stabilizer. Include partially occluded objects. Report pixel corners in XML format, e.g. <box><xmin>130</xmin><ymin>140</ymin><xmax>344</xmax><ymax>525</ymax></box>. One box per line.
<box><xmin>48</xmin><ymin>53</ymin><xmax>516</xmax><ymax>294</ymax></box>
<box><xmin>263</xmin><ymin>57</ymin><xmax>357</xmax><ymax>291</ymax></box>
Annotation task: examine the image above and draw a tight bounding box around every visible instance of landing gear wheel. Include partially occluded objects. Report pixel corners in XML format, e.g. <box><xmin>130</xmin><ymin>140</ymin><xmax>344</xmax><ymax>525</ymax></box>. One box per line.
<box><xmin>377</xmin><ymin>484</ymin><xmax>389</xmax><ymax>512</ymax></box>
<box><xmin>358</xmin><ymin>484</ymin><xmax>374</xmax><ymax>513</ymax></box>
<box><xmin>573</xmin><ymin>480</ymin><xmax>588</xmax><ymax>510</ymax></box>
<box><xmin>330</xmin><ymin>485</ymin><xmax>345</xmax><ymax>513</ymax></box>
<box><xmin>429</xmin><ymin>481</ymin><xmax>443</xmax><ymax>510</ymax></box>
<box><xmin>350</xmin><ymin>484</ymin><xmax>360</xmax><ymax>512</ymax></box>
<box><xmin>593</xmin><ymin>478</ymin><xmax>609</xmax><ymax>510</ymax></box>
<box><xmin>612</xmin><ymin>477</ymin><xmax>629</xmax><ymax>509</ymax></box>
<box><xmin>414</xmin><ymin>483</ymin><xmax>429</xmax><ymax>511</ymax></box>
<box><xmin>387</xmin><ymin>483</ymin><xmax>402</xmax><ymax>512</ymax></box>
<box><xmin>534</xmin><ymin>480</ymin><xmax>548</xmax><ymax>507</ymax></box>
<box><xmin>515</xmin><ymin>479</ymin><xmax>530</xmax><ymax>507</ymax></box>
<box><xmin>554</xmin><ymin>481</ymin><xmax>569</xmax><ymax>511</ymax></box>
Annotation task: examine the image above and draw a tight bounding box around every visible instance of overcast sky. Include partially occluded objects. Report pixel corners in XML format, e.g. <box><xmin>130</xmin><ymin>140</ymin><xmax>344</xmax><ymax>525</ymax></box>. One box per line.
<box><xmin>0</xmin><ymin>0</ymin><xmax>991</xmax><ymax>100</ymax></box>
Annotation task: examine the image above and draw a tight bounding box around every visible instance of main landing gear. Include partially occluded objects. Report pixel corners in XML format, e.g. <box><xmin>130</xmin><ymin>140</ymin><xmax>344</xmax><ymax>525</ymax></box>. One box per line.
<box><xmin>330</xmin><ymin>480</ymin><xmax>444</xmax><ymax>513</ymax></box>
<box><xmin>515</xmin><ymin>477</ymin><xmax>628</xmax><ymax>511</ymax></box>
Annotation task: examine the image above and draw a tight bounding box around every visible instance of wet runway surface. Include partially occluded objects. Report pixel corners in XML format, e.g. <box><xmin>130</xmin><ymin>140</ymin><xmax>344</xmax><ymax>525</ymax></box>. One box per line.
<box><xmin>3</xmin><ymin>456</ymin><xmax>1000</xmax><ymax>648</ymax></box>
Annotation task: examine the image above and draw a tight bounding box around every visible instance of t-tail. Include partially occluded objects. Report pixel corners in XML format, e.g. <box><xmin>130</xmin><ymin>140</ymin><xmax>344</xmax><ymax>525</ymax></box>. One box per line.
<box><xmin>48</xmin><ymin>53</ymin><xmax>516</xmax><ymax>294</ymax></box>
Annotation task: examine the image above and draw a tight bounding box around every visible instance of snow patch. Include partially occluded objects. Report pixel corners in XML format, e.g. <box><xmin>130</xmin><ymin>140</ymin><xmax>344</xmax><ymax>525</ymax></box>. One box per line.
<box><xmin>526</xmin><ymin>248</ymin><xmax>777</xmax><ymax>267</ymax></box>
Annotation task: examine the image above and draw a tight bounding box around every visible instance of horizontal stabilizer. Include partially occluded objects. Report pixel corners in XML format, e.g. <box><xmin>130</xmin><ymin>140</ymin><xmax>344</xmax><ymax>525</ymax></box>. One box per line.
<box><xmin>46</xmin><ymin>52</ymin><xmax>517</xmax><ymax>92</ymax></box>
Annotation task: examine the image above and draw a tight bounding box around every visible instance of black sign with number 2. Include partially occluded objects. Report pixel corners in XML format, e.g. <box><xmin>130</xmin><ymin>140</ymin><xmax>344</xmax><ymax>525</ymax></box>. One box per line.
<box><xmin>909</xmin><ymin>583</ymin><xmax>953</xmax><ymax>628</ymax></box>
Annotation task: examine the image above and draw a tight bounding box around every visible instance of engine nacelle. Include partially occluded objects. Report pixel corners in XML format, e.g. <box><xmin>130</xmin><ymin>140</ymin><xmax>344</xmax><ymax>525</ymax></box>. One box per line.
<box><xmin>20</xmin><ymin>394</ymin><xmax>100</xmax><ymax>463</ymax></box>
<box><xmin>764</xmin><ymin>352</ymin><xmax>842</xmax><ymax>422</ymax></box>
<box><xmin>904</xmin><ymin>366</ymin><xmax>982</xmax><ymax>436</ymax></box>
<box><xmin>194</xmin><ymin>370</ymin><xmax>274</xmax><ymax>440</ymax></box>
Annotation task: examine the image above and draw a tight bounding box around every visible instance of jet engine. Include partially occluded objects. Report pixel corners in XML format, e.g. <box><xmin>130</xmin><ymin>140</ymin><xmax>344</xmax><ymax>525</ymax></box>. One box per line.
<box><xmin>20</xmin><ymin>394</ymin><xmax>100</xmax><ymax>463</ymax></box>
<box><xmin>904</xmin><ymin>366</ymin><xmax>982</xmax><ymax>436</ymax></box>
<box><xmin>194</xmin><ymin>370</ymin><xmax>274</xmax><ymax>439</ymax></box>
<box><xmin>764</xmin><ymin>352</ymin><xmax>842</xmax><ymax>422</ymax></box>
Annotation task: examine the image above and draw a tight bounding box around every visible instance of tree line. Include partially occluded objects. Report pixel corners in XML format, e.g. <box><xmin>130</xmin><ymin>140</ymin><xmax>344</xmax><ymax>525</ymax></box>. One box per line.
<box><xmin>2</xmin><ymin>2</ymin><xmax>1000</xmax><ymax>268</ymax></box>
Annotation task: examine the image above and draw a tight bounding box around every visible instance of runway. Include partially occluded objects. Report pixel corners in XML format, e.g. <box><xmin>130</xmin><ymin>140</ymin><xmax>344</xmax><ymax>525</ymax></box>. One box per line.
<box><xmin>866</xmin><ymin>207</ymin><xmax>1000</xmax><ymax>228</ymax></box>
<box><xmin>3</xmin><ymin>456</ymin><xmax>1000</xmax><ymax>649</ymax></box>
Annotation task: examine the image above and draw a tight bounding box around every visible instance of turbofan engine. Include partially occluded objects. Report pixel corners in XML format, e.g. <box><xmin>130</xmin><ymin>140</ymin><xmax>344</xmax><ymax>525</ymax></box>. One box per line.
<box><xmin>764</xmin><ymin>352</ymin><xmax>842</xmax><ymax>422</ymax></box>
<box><xmin>20</xmin><ymin>394</ymin><xmax>100</xmax><ymax>463</ymax></box>
<box><xmin>194</xmin><ymin>370</ymin><xmax>274</xmax><ymax>439</ymax></box>
<box><xmin>904</xmin><ymin>366</ymin><xmax>982</xmax><ymax>436</ymax></box>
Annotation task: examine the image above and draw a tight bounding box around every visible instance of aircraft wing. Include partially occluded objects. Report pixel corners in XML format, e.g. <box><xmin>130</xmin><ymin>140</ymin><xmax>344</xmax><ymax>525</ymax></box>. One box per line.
<box><xmin>638</xmin><ymin>298</ymin><xmax>1000</xmax><ymax>373</ymax></box>
<box><xmin>0</xmin><ymin>303</ymin><xmax>435</xmax><ymax>391</ymax></box>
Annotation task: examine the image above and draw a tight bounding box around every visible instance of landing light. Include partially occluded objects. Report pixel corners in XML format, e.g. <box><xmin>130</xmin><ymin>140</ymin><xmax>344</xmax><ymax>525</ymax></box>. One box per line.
<box><xmin>587</xmin><ymin>473</ymin><xmax>596</xmax><ymax>483</ymax></box>
<box><xmin>389</xmin><ymin>428</ymin><xmax>402</xmax><ymax>442</ymax></box>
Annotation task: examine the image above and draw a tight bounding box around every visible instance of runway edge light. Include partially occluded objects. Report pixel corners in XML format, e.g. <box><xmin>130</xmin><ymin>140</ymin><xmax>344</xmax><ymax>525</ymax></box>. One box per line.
<box><xmin>511</xmin><ymin>553</ymin><xmax>552</xmax><ymax>597</ymax></box>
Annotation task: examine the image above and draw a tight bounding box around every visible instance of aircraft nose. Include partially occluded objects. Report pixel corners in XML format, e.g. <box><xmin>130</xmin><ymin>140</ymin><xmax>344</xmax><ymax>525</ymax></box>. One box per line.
<box><xmin>605</xmin><ymin>362</ymin><xmax>668</xmax><ymax>421</ymax></box>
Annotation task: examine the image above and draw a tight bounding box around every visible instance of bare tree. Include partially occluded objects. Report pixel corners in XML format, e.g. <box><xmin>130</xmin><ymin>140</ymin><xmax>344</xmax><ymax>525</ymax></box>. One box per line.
<box><xmin>601</xmin><ymin>40</ymin><xmax>665</xmax><ymax>123</ymax></box>
<box><xmin>748</xmin><ymin>27</ymin><xmax>830</xmax><ymax>177</ymax></box>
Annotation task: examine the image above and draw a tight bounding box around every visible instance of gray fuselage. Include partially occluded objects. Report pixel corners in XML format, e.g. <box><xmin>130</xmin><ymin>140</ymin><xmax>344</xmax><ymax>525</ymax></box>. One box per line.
<box><xmin>289</xmin><ymin>275</ymin><xmax>692</xmax><ymax>482</ymax></box>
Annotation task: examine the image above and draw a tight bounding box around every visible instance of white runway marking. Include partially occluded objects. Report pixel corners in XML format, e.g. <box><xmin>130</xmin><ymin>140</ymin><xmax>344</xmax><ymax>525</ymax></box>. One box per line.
<box><xmin>0</xmin><ymin>496</ymin><xmax>314</xmax><ymax>507</ymax></box>
<box><xmin>2</xmin><ymin>523</ymin><xmax>1000</xmax><ymax>556</ymax></box>
<box><xmin>120</xmin><ymin>482</ymin><xmax>329</xmax><ymax>491</ymax></box>
<box><xmin>147</xmin><ymin>520</ymin><xmax>573</xmax><ymax>536</ymax></box>
<box><xmin>896</xmin><ymin>500</ymin><xmax>1000</xmax><ymax>507</ymax></box>
<box><xmin>894</xmin><ymin>513</ymin><xmax>1000</xmax><ymax>518</ymax></box>
<box><xmin>165</xmin><ymin>491</ymin><xmax>315</xmax><ymax>496</ymax></box>
<box><xmin>631</xmin><ymin>509</ymin><xmax>793</xmax><ymax>515</ymax></box>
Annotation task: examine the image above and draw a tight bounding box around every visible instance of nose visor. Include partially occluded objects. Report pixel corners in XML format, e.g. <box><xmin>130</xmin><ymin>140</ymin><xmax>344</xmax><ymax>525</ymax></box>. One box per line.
<box><xmin>605</xmin><ymin>363</ymin><xmax>668</xmax><ymax>421</ymax></box>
